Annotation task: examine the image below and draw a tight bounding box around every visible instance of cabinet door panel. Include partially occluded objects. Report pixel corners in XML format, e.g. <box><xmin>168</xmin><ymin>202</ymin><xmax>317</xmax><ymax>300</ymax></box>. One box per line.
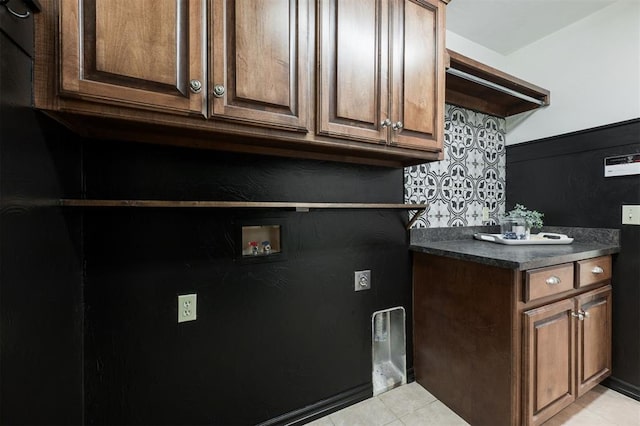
<box><xmin>523</xmin><ymin>299</ymin><xmax>576</xmax><ymax>426</ymax></box>
<box><xmin>390</xmin><ymin>0</ymin><xmax>443</xmax><ymax>152</ymax></box>
<box><xmin>577</xmin><ymin>285</ymin><xmax>612</xmax><ymax>397</ymax></box>
<box><xmin>317</xmin><ymin>0</ymin><xmax>388</xmax><ymax>143</ymax></box>
<box><xmin>235</xmin><ymin>0</ymin><xmax>290</xmax><ymax>106</ymax></box>
<box><xmin>94</xmin><ymin>0</ymin><xmax>179</xmax><ymax>86</ymax></box>
<box><xmin>335</xmin><ymin>0</ymin><xmax>377</xmax><ymax>124</ymax></box>
<box><xmin>211</xmin><ymin>0</ymin><xmax>309</xmax><ymax>131</ymax></box>
<box><xmin>60</xmin><ymin>0</ymin><xmax>206</xmax><ymax>114</ymax></box>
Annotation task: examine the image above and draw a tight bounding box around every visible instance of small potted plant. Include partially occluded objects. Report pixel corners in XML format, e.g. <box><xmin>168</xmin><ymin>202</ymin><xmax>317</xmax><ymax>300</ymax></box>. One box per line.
<box><xmin>502</xmin><ymin>204</ymin><xmax>544</xmax><ymax>240</ymax></box>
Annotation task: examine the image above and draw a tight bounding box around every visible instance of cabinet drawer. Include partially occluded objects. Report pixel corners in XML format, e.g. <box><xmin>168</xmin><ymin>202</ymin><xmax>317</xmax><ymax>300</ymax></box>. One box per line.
<box><xmin>524</xmin><ymin>263</ymin><xmax>574</xmax><ymax>302</ymax></box>
<box><xmin>576</xmin><ymin>256</ymin><xmax>611</xmax><ymax>288</ymax></box>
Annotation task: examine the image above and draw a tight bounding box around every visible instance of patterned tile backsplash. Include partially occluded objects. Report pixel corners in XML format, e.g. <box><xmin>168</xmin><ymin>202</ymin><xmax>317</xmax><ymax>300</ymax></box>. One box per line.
<box><xmin>405</xmin><ymin>104</ymin><xmax>506</xmax><ymax>228</ymax></box>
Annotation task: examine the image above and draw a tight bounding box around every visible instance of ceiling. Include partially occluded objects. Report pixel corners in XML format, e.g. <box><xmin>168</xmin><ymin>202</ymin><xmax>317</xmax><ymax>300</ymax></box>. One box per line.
<box><xmin>446</xmin><ymin>0</ymin><xmax>618</xmax><ymax>55</ymax></box>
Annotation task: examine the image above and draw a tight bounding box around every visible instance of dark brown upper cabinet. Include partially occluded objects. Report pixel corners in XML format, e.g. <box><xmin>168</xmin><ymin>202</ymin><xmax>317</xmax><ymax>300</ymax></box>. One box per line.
<box><xmin>59</xmin><ymin>0</ymin><xmax>207</xmax><ymax>115</ymax></box>
<box><xmin>35</xmin><ymin>0</ymin><xmax>450</xmax><ymax>167</ymax></box>
<box><xmin>318</xmin><ymin>0</ymin><xmax>446</xmax><ymax>154</ymax></box>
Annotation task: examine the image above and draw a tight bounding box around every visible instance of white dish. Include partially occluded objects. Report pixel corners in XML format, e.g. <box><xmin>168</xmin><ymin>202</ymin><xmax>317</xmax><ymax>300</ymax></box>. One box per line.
<box><xmin>473</xmin><ymin>232</ymin><xmax>574</xmax><ymax>245</ymax></box>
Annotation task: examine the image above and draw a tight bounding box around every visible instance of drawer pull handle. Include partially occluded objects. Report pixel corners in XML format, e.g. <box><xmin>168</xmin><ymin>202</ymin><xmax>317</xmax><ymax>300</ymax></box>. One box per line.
<box><xmin>545</xmin><ymin>276</ymin><xmax>561</xmax><ymax>285</ymax></box>
<box><xmin>591</xmin><ymin>266</ymin><xmax>604</xmax><ymax>274</ymax></box>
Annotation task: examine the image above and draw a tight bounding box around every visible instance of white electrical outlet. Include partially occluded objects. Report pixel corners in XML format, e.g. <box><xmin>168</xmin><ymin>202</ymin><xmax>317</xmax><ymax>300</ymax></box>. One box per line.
<box><xmin>178</xmin><ymin>294</ymin><xmax>197</xmax><ymax>323</ymax></box>
<box><xmin>482</xmin><ymin>206</ymin><xmax>490</xmax><ymax>222</ymax></box>
<box><xmin>622</xmin><ymin>205</ymin><xmax>640</xmax><ymax>225</ymax></box>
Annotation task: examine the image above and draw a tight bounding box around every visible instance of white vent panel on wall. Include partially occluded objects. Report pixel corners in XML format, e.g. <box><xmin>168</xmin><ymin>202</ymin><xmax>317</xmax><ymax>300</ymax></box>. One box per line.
<box><xmin>405</xmin><ymin>104</ymin><xmax>506</xmax><ymax>228</ymax></box>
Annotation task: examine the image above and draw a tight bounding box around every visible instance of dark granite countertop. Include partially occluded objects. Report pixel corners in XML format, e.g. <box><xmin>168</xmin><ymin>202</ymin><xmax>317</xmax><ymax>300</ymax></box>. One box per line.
<box><xmin>409</xmin><ymin>226</ymin><xmax>620</xmax><ymax>270</ymax></box>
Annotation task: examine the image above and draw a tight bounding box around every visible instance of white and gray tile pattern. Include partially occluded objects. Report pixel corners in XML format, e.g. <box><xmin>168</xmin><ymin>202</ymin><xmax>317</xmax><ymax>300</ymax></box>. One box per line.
<box><xmin>405</xmin><ymin>105</ymin><xmax>506</xmax><ymax>228</ymax></box>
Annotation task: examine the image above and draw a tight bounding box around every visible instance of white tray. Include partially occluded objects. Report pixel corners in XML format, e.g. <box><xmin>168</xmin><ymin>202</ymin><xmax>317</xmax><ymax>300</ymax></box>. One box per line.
<box><xmin>474</xmin><ymin>232</ymin><xmax>574</xmax><ymax>245</ymax></box>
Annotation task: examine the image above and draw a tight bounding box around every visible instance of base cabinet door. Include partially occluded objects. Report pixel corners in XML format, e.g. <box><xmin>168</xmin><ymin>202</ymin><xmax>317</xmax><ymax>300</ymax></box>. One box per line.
<box><xmin>60</xmin><ymin>0</ymin><xmax>206</xmax><ymax>114</ymax></box>
<box><xmin>523</xmin><ymin>285</ymin><xmax>613</xmax><ymax>426</ymax></box>
<box><xmin>576</xmin><ymin>285</ymin><xmax>612</xmax><ymax>397</ymax></box>
<box><xmin>523</xmin><ymin>298</ymin><xmax>576</xmax><ymax>426</ymax></box>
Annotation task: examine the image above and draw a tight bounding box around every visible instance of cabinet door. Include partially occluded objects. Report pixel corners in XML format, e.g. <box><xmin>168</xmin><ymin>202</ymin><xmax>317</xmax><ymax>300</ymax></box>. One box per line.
<box><xmin>523</xmin><ymin>298</ymin><xmax>576</xmax><ymax>426</ymax></box>
<box><xmin>60</xmin><ymin>0</ymin><xmax>206</xmax><ymax>115</ymax></box>
<box><xmin>317</xmin><ymin>0</ymin><xmax>388</xmax><ymax>144</ymax></box>
<box><xmin>389</xmin><ymin>0</ymin><xmax>444</xmax><ymax>152</ymax></box>
<box><xmin>211</xmin><ymin>0</ymin><xmax>310</xmax><ymax>131</ymax></box>
<box><xmin>576</xmin><ymin>285</ymin><xmax>612</xmax><ymax>397</ymax></box>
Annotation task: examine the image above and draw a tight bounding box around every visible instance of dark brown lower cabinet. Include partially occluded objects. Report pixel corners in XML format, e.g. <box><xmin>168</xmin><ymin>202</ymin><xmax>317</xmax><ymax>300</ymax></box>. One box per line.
<box><xmin>523</xmin><ymin>285</ymin><xmax>611</xmax><ymax>425</ymax></box>
<box><xmin>576</xmin><ymin>286</ymin><xmax>612</xmax><ymax>396</ymax></box>
<box><xmin>413</xmin><ymin>253</ymin><xmax>612</xmax><ymax>426</ymax></box>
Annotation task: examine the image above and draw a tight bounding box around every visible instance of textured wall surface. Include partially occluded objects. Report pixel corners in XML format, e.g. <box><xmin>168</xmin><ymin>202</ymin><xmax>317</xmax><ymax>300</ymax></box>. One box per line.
<box><xmin>81</xmin><ymin>142</ymin><xmax>412</xmax><ymax>425</ymax></box>
<box><xmin>0</xmin><ymin>19</ymin><xmax>84</xmax><ymax>425</ymax></box>
<box><xmin>405</xmin><ymin>105</ymin><xmax>506</xmax><ymax>228</ymax></box>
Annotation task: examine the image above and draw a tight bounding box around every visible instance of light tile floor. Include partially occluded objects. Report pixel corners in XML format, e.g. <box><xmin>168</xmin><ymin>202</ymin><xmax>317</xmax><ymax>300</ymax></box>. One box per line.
<box><xmin>306</xmin><ymin>382</ymin><xmax>640</xmax><ymax>426</ymax></box>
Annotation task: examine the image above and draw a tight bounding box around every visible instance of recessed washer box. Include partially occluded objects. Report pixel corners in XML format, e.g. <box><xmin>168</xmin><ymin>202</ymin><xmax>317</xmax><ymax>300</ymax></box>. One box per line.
<box><xmin>241</xmin><ymin>224</ymin><xmax>281</xmax><ymax>257</ymax></box>
<box><xmin>233</xmin><ymin>217</ymin><xmax>287</xmax><ymax>264</ymax></box>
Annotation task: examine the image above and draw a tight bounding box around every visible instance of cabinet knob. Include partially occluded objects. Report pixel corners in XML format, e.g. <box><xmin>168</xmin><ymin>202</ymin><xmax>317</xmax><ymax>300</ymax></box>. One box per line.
<box><xmin>545</xmin><ymin>276</ymin><xmax>561</xmax><ymax>285</ymax></box>
<box><xmin>571</xmin><ymin>311</ymin><xmax>585</xmax><ymax>320</ymax></box>
<box><xmin>380</xmin><ymin>119</ymin><xmax>391</xmax><ymax>128</ymax></box>
<box><xmin>189</xmin><ymin>79</ymin><xmax>202</xmax><ymax>94</ymax></box>
<box><xmin>213</xmin><ymin>84</ymin><xmax>226</xmax><ymax>98</ymax></box>
<box><xmin>579</xmin><ymin>309</ymin><xmax>590</xmax><ymax>318</ymax></box>
<box><xmin>591</xmin><ymin>266</ymin><xmax>604</xmax><ymax>274</ymax></box>
<box><xmin>392</xmin><ymin>121</ymin><xmax>403</xmax><ymax>131</ymax></box>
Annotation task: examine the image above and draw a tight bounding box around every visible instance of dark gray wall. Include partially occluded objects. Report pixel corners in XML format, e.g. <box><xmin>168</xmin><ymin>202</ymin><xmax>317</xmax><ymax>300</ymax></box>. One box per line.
<box><xmin>0</xmin><ymin>9</ymin><xmax>84</xmax><ymax>425</ymax></box>
<box><xmin>80</xmin><ymin>143</ymin><xmax>412</xmax><ymax>425</ymax></box>
<box><xmin>507</xmin><ymin>119</ymin><xmax>640</xmax><ymax>400</ymax></box>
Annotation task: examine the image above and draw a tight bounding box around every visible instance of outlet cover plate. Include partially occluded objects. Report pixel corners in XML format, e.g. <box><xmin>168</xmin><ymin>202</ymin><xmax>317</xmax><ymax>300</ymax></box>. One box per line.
<box><xmin>178</xmin><ymin>294</ymin><xmax>197</xmax><ymax>323</ymax></box>
<box><xmin>355</xmin><ymin>270</ymin><xmax>371</xmax><ymax>291</ymax></box>
<box><xmin>482</xmin><ymin>206</ymin><xmax>490</xmax><ymax>222</ymax></box>
<box><xmin>622</xmin><ymin>205</ymin><xmax>640</xmax><ymax>225</ymax></box>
